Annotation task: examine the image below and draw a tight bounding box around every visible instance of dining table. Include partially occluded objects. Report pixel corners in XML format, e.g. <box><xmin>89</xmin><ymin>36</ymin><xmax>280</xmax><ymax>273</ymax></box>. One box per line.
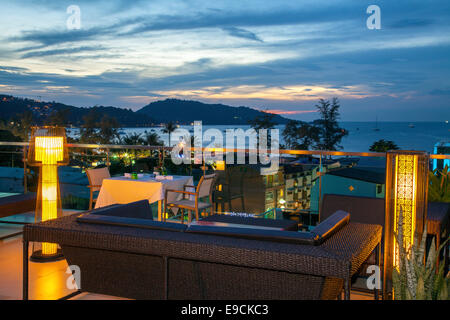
<box><xmin>94</xmin><ymin>174</ymin><xmax>194</xmax><ymax>221</ymax></box>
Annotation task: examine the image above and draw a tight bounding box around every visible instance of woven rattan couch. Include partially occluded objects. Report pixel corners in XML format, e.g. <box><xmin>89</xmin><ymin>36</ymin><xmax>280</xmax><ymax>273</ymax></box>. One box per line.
<box><xmin>22</xmin><ymin>201</ymin><xmax>382</xmax><ymax>300</ymax></box>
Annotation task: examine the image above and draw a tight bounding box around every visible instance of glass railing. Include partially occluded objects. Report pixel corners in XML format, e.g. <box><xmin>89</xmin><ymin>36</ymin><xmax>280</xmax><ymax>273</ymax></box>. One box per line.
<box><xmin>0</xmin><ymin>141</ymin><xmax>449</xmax><ymax>228</ymax></box>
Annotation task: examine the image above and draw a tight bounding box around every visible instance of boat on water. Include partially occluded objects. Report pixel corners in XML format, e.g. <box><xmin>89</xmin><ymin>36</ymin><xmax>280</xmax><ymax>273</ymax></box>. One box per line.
<box><xmin>373</xmin><ymin>117</ymin><xmax>380</xmax><ymax>131</ymax></box>
<box><xmin>409</xmin><ymin>123</ymin><xmax>415</xmax><ymax>128</ymax></box>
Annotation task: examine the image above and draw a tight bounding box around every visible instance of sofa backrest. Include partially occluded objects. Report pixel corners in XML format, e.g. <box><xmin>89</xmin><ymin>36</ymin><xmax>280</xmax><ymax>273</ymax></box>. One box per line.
<box><xmin>76</xmin><ymin>205</ymin><xmax>350</xmax><ymax>246</ymax></box>
<box><xmin>185</xmin><ymin>224</ymin><xmax>317</xmax><ymax>245</ymax></box>
<box><xmin>91</xmin><ymin>200</ymin><xmax>153</xmax><ymax>220</ymax></box>
<box><xmin>186</xmin><ymin>210</ymin><xmax>350</xmax><ymax>245</ymax></box>
<box><xmin>77</xmin><ymin>213</ymin><xmax>187</xmax><ymax>232</ymax></box>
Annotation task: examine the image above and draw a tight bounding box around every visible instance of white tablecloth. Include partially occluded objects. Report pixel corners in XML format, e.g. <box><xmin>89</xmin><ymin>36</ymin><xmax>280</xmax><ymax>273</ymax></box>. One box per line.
<box><xmin>95</xmin><ymin>175</ymin><xmax>194</xmax><ymax>209</ymax></box>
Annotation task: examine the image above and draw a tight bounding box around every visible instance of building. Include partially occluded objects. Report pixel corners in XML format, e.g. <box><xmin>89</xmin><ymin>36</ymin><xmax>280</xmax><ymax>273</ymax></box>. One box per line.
<box><xmin>433</xmin><ymin>141</ymin><xmax>450</xmax><ymax>171</ymax></box>
<box><xmin>283</xmin><ymin>164</ymin><xmax>318</xmax><ymax>212</ymax></box>
<box><xmin>310</xmin><ymin>166</ymin><xmax>386</xmax><ymax>214</ymax></box>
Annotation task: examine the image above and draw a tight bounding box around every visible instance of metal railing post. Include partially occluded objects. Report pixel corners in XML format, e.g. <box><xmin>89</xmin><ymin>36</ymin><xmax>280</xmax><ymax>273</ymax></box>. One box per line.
<box><xmin>23</xmin><ymin>146</ymin><xmax>28</xmax><ymax>194</ymax></box>
<box><xmin>106</xmin><ymin>148</ymin><xmax>110</xmax><ymax>169</ymax></box>
<box><xmin>318</xmin><ymin>152</ymin><xmax>323</xmax><ymax>223</ymax></box>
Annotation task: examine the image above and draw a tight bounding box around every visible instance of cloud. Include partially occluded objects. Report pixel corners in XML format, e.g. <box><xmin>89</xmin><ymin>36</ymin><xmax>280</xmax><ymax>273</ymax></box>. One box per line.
<box><xmin>114</xmin><ymin>5</ymin><xmax>359</xmax><ymax>37</ymax></box>
<box><xmin>0</xmin><ymin>66</ymin><xmax>29</xmax><ymax>72</ymax></box>
<box><xmin>222</xmin><ymin>27</ymin><xmax>263</xmax><ymax>42</ymax></box>
<box><xmin>390</xmin><ymin>18</ymin><xmax>435</xmax><ymax>29</ymax></box>
<box><xmin>9</xmin><ymin>16</ymin><xmax>138</xmax><ymax>48</ymax></box>
<box><xmin>119</xmin><ymin>95</ymin><xmax>162</xmax><ymax>105</ymax></box>
<box><xmin>429</xmin><ymin>88</ymin><xmax>450</xmax><ymax>96</ymax></box>
<box><xmin>12</xmin><ymin>28</ymin><xmax>108</xmax><ymax>47</ymax></box>
<box><xmin>150</xmin><ymin>84</ymin><xmax>376</xmax><ymax>101</ymax></box>
<box><xmin>21</xmin><ymin>46</ymin><xmax>105</xmax><ymax>58</ymax></box>
<box><xmin>1</xmin><ymin>0</ymin><xmax>450</xmax><ymax>120</ymax></box>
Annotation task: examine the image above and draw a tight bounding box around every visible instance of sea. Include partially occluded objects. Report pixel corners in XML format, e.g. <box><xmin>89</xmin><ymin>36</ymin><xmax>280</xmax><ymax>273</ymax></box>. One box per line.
<box><xmin>67</xmin><ymin>121</ymin><xmax>450</xmax><ymax>154</ymax></box>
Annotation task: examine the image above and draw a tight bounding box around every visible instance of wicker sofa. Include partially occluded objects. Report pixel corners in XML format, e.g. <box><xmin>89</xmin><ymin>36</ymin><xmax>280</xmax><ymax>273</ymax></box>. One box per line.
<box><xmin>23</xmin><ymin>201</ymin><xmax>382</xmax><ymax>300</ymax></box>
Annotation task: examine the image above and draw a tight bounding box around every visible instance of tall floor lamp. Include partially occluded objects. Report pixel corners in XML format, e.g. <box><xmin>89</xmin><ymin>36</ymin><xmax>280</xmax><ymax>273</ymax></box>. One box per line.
<box><xmin>383</xmin><ymin>150</ymin><xmax>429</xmax><ymax>299</ymax></box>
<box><xmin>28</xmin><ymin>126</ymin><xmax>69</xmax><ymax>262</ymax></box>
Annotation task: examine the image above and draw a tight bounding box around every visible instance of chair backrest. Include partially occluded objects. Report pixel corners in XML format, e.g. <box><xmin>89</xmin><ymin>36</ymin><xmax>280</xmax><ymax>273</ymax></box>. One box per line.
<box><xmin>197</xmin><ymin>174</ymin><xmax>216</xmax><ymax>198</ymax></box>
<box><xmin>226</xmin><ymin>165</ymin><xmax>246</xmax><ymax>193</ymax></box>
<box><xmin>321</xmin><ymin>194</ymin><xmax>385</xmax><ymax>227</ymax></box>
<box><xmin>86</xmin><ymin>167</ymin><xmax>111</xmax><ymax>191</ymax></box>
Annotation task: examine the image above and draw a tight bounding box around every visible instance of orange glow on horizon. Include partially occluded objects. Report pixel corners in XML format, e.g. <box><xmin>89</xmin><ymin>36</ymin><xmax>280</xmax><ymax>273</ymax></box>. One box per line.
<box><xmin>153</xmin><ymin>84</ymin><xmax>374</xmax><ymax>102</ymax></box>
<box><xmin>262</xmin><ymin>109</ymin><xmax>317</xmax><ymax>115</ymax></box>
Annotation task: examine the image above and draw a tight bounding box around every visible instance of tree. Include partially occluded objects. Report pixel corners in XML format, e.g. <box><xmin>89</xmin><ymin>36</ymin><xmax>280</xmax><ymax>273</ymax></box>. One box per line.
<box><xmin>120</xmin><ymin>132</ymin><xmax>145</xmax><ymax>161</ymax></box>
<box><xmin>249</xmin><ymin>112</ymin><xmax>278</xmax><ymax>147</ymax></box>
<box><xmin>282</xmin><ymin>120</ymin><xmax>319</xmax><ymax>150</ymax></box>
<box><xmin>121</xmin><ymin>132</ymin><xmax>144</xmax><ymax>145</ymax></box>
<box><xmin>79</xmin><ymin>110</ymin><xmax>99</xmax><ymax>143</ymax></box>
<box><xmin>1</xmin><ymin>111</ymin><xmax>35</xmax><ymax>141</ymax></box>
<box><xmin>46</xmin><ymin>108</ymin><xmax>70</xmax><ymax>126</ymax></box>
<box><xmin>143</xmin><ymin>131</ymin><xmax>163</xmax><ymax>146</ymax></box>
<box><xmin>162</xmin><ymin>121</ymin><xmax>177</xmax><ymax>146</ymax></box>
<box><xmin>97</xmin><ymin>115</ymin><xmax>120</xmax><ymax>144</ymax></box>
<box><xmin>313</xmin><ymin>98</ymin><xmax>348</xmax><ymax>151</ymax></box>
<box><xmin>369</xmin><ymin>139</ymin><xmax>399</xmax><ymax>152</ymax></box>
<box><xmin>79</xmin><ymin>110</ymin><xmax>120</xmax><ymax>144</ymax></box>
<box><xmin>248</xmin><ymin>112</ymin><xmax>276</xmax><ymax>130</ymax></box>
<box><xmin>282</xmin><ymin>120</ymin><xmax>297</xmax><ymax>149</ymax></box>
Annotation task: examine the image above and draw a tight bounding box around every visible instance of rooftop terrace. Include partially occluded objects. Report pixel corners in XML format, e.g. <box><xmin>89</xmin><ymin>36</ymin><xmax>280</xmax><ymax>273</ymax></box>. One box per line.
<box><xmin>0</xmin><ymin>142</ymin><xmax>448</xmax><ymax>300</ymax></box>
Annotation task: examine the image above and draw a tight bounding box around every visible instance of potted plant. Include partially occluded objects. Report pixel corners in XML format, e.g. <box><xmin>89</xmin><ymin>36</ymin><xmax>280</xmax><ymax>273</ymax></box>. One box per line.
<box><xmin>428</xmin><ymin>165</ymin><xmax>450</xmax><ymax>202</ymax></box>
<box><xmin>392</xmin><ymin>207</ymin><xmax>449</xmax><ymax>300</ymax></box>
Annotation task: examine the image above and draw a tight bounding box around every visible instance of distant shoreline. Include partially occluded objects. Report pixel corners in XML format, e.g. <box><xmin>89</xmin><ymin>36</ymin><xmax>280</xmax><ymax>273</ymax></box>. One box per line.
<box><xmin>64</xmin><ymin>120</ymin><xmax>448</xmax><ymax>129</ymax></box>
<box><xmin>66</xmin><ymin>122</ymin><xmax>449</xmax><ymax>154</ymax></box>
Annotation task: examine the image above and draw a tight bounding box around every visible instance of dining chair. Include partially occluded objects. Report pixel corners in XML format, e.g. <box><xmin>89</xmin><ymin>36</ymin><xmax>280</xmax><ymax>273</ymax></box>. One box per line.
<box><xmin>164</xmin><ymin>173</ymin><xmax>216</xmax><ymax>223</ymax></box>
<box><xmin>86</xmin><ymin>167</ymin><xmax>111</xmax><ymax>210</ymax></box>
<box><xmin>214</xmin><ymin>166</ymin><xmax>246</xmax><ymax>213</ymax></box>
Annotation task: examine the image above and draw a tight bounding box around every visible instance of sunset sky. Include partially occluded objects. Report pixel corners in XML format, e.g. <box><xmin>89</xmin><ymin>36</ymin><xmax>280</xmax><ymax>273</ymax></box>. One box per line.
<box><xmin>0</xmin><ymin>0</ymin><xmax>449</xmax><ymax>121</ymax></box>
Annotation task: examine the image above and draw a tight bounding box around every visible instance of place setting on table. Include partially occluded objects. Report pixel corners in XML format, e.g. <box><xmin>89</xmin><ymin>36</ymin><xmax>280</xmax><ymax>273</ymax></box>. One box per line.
<box><xmin>94</xmin><ymin>171</ymin><xmax>194</xmax><ymax>220</ymax></box>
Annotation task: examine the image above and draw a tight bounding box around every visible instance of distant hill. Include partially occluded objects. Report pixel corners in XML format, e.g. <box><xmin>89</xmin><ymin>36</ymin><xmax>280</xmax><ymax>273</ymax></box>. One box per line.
<box><xmin>0</xmin><ymin>95</ymin><xmax>153</xmax><ymax>127</ymax></box>
<box><xmin>137</xmin><ymin>99</ymin><xmax>290</xmax><ymax>125</ymax></box>
<box><xmin>0</xmin><ymin>95</ymin><xmax>291</xmax><ymax>126</ymax></box>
